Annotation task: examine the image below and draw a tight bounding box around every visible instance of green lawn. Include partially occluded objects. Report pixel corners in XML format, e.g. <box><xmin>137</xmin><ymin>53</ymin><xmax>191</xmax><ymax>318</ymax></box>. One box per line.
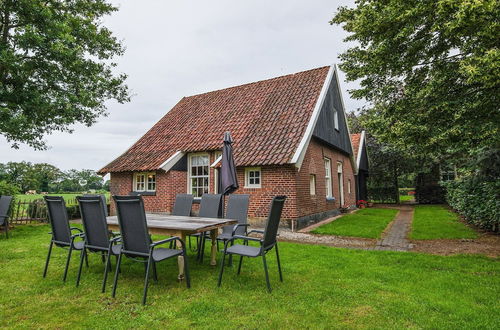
<box><xmin>399</xmin><ymin>195</ymin><xmax>414</xmax><ymax>202</ymax></box>
<box><xmin>16</xmin><ymin>192</ymin><xmax>111</xmax><ymax>204</ymax></box>
<box><xmin>411</xmin><ymin>205</ymin><xmax>478</xmax><ymax>240</ymax></box>
<box><xmin>1</xmin><ymin>225</ymin><xmax>499</xmax><ymax>328</ymax></box>
<box><xmin>312</xmin><ymin>208</ymin><xmax>399</xmax><ymax>238</ymax></box>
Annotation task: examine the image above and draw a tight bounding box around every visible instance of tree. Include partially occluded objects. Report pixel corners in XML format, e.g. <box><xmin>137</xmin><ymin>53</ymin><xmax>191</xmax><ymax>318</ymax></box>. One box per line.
<box><xmin>0</xmin><ymin>0</ymin><xmax>130</xmax><ymax>149</ymax></box>
<box><xmin>31</xmin><ymin>163</ymin><xmax>61</xmax><ymax>192</ymax></box>
<box><xmin>332</xmin><ymin>0</ymin><xmax>499</xmax><ymax>163</ymax></box>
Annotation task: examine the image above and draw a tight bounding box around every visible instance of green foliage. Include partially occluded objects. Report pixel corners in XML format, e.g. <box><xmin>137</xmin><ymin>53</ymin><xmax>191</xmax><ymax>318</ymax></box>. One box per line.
<box><xmin>444</xmin><ymin>177</ymin><xmax>500</xmax><ymax>231</ymax></box>
<box><xmin>0</xmin><ymin>0</ymin><xmax>130</xmax><ymax>149</ymax></box>
<box><xmin>0</xmin><ymin>180</ymin><xmax>19</xmax><ymax>195</ymax></box>
<box><xmin>411</xmin><ymin>205</ymin><xmax>478</xmax><ymax>239</ymax></box>
<box><xmin>333</xmin><ymin>0</ymin><xmax>500</xmax><ymax>162</ymax></box>
<box><xmin>347</xmin><ymin>111</ymin><xmax>416</xmax><ymax>199</ymax></box>
<box><xmin>0</xmin><ymin>161</ymin><xmax>105</xmax><ymax>193</ymax></box>
<box><xmin>312</xmin><ymin>208</ymin><xmax>398</xmax><ymax>238</ymax></box>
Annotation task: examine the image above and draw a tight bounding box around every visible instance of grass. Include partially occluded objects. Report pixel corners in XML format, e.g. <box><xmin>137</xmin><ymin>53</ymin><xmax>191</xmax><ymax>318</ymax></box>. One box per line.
<box><xmin>312</xmin><ymin>208</ymin><xmax>399</xmax><ymax>238</ymax></box>
<box><xmin>411</xmin><ymin>205</ymin><xmax>478</xmax><ymax>240</ymax></box>
<box><xmin>399</xmin><ymin>195</ymin><xmax>414</xmax><ymax>202</ymax></box>
<box><xmin>1</xmin><ymin>225</ymin><xmax>499</xmax><ymax>328</ymax></box>
<box><xmin>15</xmin><ymin>192</ymin><xmax>111</xmax><ymax>204</ymax></box>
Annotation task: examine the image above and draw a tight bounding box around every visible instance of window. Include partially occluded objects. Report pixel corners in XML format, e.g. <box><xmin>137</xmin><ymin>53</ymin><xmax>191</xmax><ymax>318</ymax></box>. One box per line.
<box><xmin>333</xmin><ymin>107</ymin><xmax>339</xmax><ymax>130</ymax></box>
<box><xmin>337</xmin><ymin>161</ymin><xmax>344</xmax><ymax>205</ymax></box>
<box><xmin>440</xmin><ymin>164</ymin><xmax>456</xmax><ymax>182</ymax></box>
<box><xmin>324</xmin><ymin>158</ymin><xmax>332</xmax><ymax>198</ymax></box>
<box><xmin>213</xmin><ymin>151</ymin><xmax>222</xmax><ymax>193</ymax></box>
<box><xmin>245</xmin><ymin>167</ymin><xmax>261</xmax><ymax>188</ymax></box>
<box><xmin>310</xmin><ymin>174</ymin><xmax>316</xmax><ymax>195</ymax></box>
<box><xmin>347</xmin><ymin>179</ymin><xmax>352</xmax><ymax>194</ymax></box>
<box><xmin>189</xmin><ymin>153</ymin><xmax>209</xmax><ymax>198</ymax></box>
<box><xmin>134</xmin><ymin>172</ymin><xmax>156</xmax><ymax>192</ymax></box>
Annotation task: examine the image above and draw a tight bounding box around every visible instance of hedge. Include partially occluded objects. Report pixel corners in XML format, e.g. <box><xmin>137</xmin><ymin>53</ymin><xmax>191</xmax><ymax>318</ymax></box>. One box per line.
<box><xmin>443</xmin><ymin>177</ymin><xmax>500</xmax><ymax>232</ymax></box>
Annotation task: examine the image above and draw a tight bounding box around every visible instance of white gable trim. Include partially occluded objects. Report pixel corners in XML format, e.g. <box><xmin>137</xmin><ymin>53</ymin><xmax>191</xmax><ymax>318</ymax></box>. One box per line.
<box><xmin>333</xmin><ymin>66</ymin><xmax>358</xmax><ymax>175</ymax></box>
<box><xmin>356</xmin><ymin>130</ymin><xmax>366</xmax><ymax>170</ymax></box>
<box><xmin>159</xmin><ymin>151</ymin><xmax>185</xmax><ymax>172</ymax></box>
<box><xmin>290</xmin><ymin>65</ymin><xmax>335</xmax><ymax>169</ymax></box>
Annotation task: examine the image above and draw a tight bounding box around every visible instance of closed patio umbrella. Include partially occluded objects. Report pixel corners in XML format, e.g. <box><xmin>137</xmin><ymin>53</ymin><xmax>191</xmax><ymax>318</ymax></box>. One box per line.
<box><xmin>220</xmin><ymin>131</ymin><xmax>238</xmax><ymax>216</ymax></box>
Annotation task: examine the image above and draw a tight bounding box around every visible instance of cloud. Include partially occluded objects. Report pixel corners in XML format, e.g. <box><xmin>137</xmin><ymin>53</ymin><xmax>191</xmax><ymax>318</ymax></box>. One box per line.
<box><xmin>0</xmin><ymin>0</ymin><xmax>363</xmax><ymax>171</ymax></box>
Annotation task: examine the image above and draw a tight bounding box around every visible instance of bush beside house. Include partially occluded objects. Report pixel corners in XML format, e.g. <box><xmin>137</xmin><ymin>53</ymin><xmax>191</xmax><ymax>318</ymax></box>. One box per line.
<box><xmin>444</xmin><ymin>177</ymin><xmax>499</xmax><ymax>232</ymax></box>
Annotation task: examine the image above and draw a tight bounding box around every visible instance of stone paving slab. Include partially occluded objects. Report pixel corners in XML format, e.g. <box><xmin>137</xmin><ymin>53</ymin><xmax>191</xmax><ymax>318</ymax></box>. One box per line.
<box><xmin>375</xmin><ymin>206</ymin><xmax>414</xmax><ymax>251</ymax></box>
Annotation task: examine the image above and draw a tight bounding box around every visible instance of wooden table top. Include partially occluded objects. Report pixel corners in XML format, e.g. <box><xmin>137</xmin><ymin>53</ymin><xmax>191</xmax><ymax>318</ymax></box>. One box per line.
<box><xmin>106</xmin><ymin>214</ymin><xmax>237</xmax><ymax>233</ymax></box>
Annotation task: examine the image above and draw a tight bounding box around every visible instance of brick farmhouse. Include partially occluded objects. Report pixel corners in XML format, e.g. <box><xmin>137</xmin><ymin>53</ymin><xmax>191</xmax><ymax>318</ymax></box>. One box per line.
<box><xmin>98</xmin><ymin>65</ymin><xmax>369</xmax><ymax>229</ymax></box>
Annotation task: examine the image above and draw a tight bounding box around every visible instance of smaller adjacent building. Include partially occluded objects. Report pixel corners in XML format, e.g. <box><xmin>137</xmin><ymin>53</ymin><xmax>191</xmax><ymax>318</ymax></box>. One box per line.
<box><xmin>351</xmin><ymin>131</ymin><xmax>369</xmax><ymax>202</ymax></box>
<box><xmin>99</xmin><ymin>65</ymin><xmax>369</xmax><ymax>228</ymax></box>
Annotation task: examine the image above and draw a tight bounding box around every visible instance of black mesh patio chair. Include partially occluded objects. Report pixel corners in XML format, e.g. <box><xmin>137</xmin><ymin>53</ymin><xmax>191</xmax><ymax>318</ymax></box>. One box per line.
<box><xmin>82</xmin><ymin>194</ymin><xmax>108</xmax><ymax>217</ymax></box>
<box><xmin>217</xmin><ymin>194</ymin><xmax>250</xmax><ymax>245</ymax></box>
<box><xmin>111</xmin><ymin>195</ymin><xmax>190</xmax><ymax>305</ymax></box>
<box><xmin>75</xmin><ymin>196</ymin><xmax>122</xmax><ymax>292</ymax></box>
<box><xmin>0</xmin><ymin>196</ymin><xmax>13</xmax><ymax>239</ymax></box>
<box><xmin>172</xmin><ymin>194</ymin><xmax>194</xmax><ymax>216</ymax></box>
<box><xmin>191</xmin><ymin>194</ymin><xmax>222</xmax><ymax>262</ymax></box>
<box><xmin>218</xmin><ymin>195</ymin><xmax>286</xmax><ymax>292</ymax></box>
<box><xmin>43</xmin><ymin>196</ymin><xmax>87</xmax><ymax>282</ymax></box>
<box><xmin>216</xmin><ymin>194</ymin><xmax>250</xmax><ymax>265</ymax></box>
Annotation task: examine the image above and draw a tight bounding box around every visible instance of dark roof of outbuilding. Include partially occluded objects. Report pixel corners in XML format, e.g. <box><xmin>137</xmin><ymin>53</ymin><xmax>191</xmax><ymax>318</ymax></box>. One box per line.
<box><xmin>99</xmin><ymin>66</ymin><xmax>330</xmax><ymax>174</ymax></box>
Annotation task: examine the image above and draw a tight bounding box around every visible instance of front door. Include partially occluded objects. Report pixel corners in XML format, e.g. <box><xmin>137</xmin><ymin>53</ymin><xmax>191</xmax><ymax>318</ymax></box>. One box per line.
<box><xmin>337</xmin><ymin>162</ymin><xmax>344</xmax><ymax>206</ymax></box>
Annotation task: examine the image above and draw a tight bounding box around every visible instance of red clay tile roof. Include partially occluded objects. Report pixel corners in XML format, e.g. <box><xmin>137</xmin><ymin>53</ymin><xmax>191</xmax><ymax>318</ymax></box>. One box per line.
<box><xmin>350</xmin><ymin>133</ymin><xmax>361</xmax><ymax>162</ymax></box>
<box><xmin>99</xmin><ymin>66</ymin><xmax>330</xmax><ymax>173</ymax></box>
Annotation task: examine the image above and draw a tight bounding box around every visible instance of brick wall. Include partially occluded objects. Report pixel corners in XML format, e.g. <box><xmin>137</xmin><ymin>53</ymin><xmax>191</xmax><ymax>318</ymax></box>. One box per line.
<box><xmin>109</xmin><ymin>142</ymin><xmax>355</xmax><ymax>222</ymax></box>
<box><xmin>295</xmin><ymin>138</ymin><xmax>357</xmax><ymax>218</ymax></box>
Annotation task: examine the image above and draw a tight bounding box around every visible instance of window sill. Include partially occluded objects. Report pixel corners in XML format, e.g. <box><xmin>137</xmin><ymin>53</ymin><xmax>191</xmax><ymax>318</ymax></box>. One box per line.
<box><xmin>326</xmin><ymin>197</ymin><xmax>336</xmax><ymax>202</ymax></box>
<box><xmin>130</xmin><ymin>191</ymin><xmax>156</xmax><ymax>196</ymax></box>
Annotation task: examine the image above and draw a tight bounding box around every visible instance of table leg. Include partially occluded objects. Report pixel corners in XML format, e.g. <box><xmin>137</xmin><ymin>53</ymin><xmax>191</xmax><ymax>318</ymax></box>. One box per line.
<box><xmin>177</xmin><ymin>232</ymin><xmax>186</xmax><ymax>281</ymax></box>
<box><xmin>210</xmin><ymin>229</ymin><xmax>217</xmax><ymax>266</ymax></box>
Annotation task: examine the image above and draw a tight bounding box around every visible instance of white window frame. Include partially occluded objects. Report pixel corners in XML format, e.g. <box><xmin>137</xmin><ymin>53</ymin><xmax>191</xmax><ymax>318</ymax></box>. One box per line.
<box><xmin>310</xmin><ymin>174</ymin><xmax>316</xmax><ymax>195</ymax></box>
<box><xmin>333</xmin><ymin>107</ymin><xmax>339</xmax><ymax>130</ymax></box>
<box><xmin>324</xmin><ymin>158</ymin><xmax>332</xmax><ymax>198</ymax></box>
<box><xmin>347</xmin><ymin>179</ymin><xmax>351</xmax><ymax>194</ymax></box>
<box><xmin>188</xmin><ymin>153</ymin><xmax>210</xmax><ymax>198</ymax></box>
<box><xmin>213</xmin><ymin>151</ymin><xmax>222</xmax><ymax>193</ymax></box>
<box><xmin>133</xmin><ymin>172</ymin><xmax>156</xmax><ymax>192</ymax></box>
<box><xmin>245</xmin><ymin>167</ymin><xmax>262</xmax><ymax>188</ymax></box>
<box><xmin>337</xmin><ymin>161</ymin><xmax>344</xmax><ymax>205</ymax></box>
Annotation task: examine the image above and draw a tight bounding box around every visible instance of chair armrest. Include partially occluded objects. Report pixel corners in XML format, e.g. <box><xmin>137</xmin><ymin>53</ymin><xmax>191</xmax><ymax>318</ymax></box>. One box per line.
<box><xmin>248</xmin><ymin>229</ymin><xmax>264</xmax><ymax>235</ymax></box>
<box><xmin>150</xmin><ymin>236</ymin><xmax>180</xmax><ymax>248</ymax></box>
<box><xmin>71</xmin><ymin>232</ymin><xmax>85</xmax><ymax>239</ymax></box>
<box><xmin>233</xmin><ymin>235</ymin><xmax>262</xmax><ymax>243</ymax></box>
<box><xmin>231</xmin><ymin>223</ymin><xmax>250</xmax><ymax>236</ymax></box>
<box><xmin>110</xmin><ymin>236</ymin><xmax>122</xmax><ymax>243</ymax></box>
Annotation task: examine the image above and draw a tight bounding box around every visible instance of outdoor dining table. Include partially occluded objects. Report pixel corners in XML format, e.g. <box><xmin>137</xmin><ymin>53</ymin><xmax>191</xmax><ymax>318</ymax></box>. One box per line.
<box><xmin>106</xmin><ymin>213</ymin><xmax>237</xmax><ymax>280</ymax></box>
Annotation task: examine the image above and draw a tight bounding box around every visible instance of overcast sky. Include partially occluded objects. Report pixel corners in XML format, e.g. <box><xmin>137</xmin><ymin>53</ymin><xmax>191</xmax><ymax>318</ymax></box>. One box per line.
<box><xmin>1</xmin><ymin>0</ymin><xmax>364</xmax><ymax>171</ymax></box>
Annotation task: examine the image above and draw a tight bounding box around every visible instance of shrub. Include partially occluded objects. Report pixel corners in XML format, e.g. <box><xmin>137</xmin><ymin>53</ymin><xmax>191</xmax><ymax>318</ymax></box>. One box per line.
<box><xmin>0</xmin><ymin>181</ymin><xmax>20</xmax><ymax>196</ymax></box>
<box><xmin>443</xmin><ymin>177</ymin><xmax>500</xmax><ymax>231</ymax></box>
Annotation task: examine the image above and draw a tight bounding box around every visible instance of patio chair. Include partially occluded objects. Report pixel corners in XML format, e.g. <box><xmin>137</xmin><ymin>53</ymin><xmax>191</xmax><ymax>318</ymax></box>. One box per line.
<box><xmin>82</xmin><ymin>194</ymin><xmax>108</xmax><ymax>217</ymax></box>
<box><xmin>216</xmin><ymin>194</ymin><xmax>250</xmax><ymax>265</ymax></box>
<box><xmin>111</xmin><ymin>195</ymin><xmax>190</xmax><ymax>305</ymax></box>
<box><xmin>218</xmin><ymin>195</ymin><xmax>286</xmax><ymax>292</ymax></box>
<box><xmin>192</xmin><ymin>193</ymin><xmax>222</xmax><ymax>262</ymax></box>
<box><xmin>75</xmin><ymin>196</ymin><xmax>122</xmax><ymax>292</ymax></box>
<box><xmin>172</xmin><ymin>194</ymin><xmax>194</xmax><ymax>216</ymax></box>
<box><xmin>43</xmin><ymin>196</ymin><xmax>87</xmax><ymax>282</ymax></box>
<box><xmin>0</xmin><ymin>196</ymin><xmax>13</xmax><ymax>239</ymax></box>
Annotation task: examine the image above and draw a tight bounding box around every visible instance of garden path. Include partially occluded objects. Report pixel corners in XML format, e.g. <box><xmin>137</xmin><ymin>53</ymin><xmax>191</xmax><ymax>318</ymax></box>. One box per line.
<box><xmin>374</xmin><ymin>205</ymin><xmax>414</xmax><ymax>251</ymax></box>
